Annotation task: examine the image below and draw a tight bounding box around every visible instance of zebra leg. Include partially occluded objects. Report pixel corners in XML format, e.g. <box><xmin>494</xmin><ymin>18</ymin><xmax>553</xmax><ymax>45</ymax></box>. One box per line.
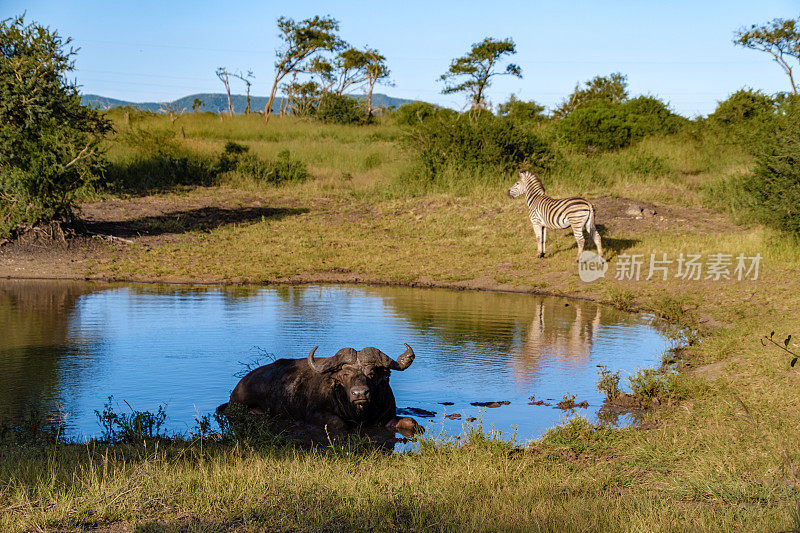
<box><xmin>542</xmin><ymin>227</ymin><xmax>547</xmax><ymax>256</ymax></box>
<box><xmin>573</xmin><ymin>226</ymin><xmax>585</xmax><ymax>262</ymax></box>
<box><xmin>593</xmin><ymin>227</ymin><xmax>604</xmax><ymax>261</ymax></box>
<box><xmin>532</xmin><ymin>223</ymin><xmax>544</xmax><ymax>258</ymax></box>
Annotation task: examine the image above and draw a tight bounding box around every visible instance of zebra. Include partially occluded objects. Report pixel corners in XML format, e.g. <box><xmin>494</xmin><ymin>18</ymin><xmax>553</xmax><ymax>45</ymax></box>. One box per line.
<box><xmin>507</xmin><ymin>171</ymin><xmax>604</xmax><ymax>262</ymax></box>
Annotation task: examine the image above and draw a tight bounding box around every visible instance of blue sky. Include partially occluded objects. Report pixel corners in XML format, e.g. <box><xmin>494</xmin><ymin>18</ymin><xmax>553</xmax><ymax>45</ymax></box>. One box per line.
<box><xmin>4</xmin><ymin>1</ymin><xmax>798</xmax><ymax>116</ymax></box>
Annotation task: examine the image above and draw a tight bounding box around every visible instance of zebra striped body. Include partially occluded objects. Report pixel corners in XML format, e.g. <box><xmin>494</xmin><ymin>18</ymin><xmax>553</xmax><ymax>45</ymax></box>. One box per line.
<box><xmin>507</xmin><ymin>171</ymin><xmax>603</xmax><ymax>261</ymax></box>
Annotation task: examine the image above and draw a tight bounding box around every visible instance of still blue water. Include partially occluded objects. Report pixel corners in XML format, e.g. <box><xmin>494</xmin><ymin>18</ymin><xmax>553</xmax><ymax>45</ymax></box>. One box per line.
<box><xmin>0</xmin><ymin>281</ymin><xmax>666</xmax><ymax>444</ymax></box>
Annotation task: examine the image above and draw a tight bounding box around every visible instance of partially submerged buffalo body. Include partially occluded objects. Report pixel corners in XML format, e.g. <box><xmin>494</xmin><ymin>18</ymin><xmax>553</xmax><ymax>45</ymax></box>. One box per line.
<box><xmin>221</xmin><ymin>344</ymin><xmax>421</xmax><ymax>439</ymax></box>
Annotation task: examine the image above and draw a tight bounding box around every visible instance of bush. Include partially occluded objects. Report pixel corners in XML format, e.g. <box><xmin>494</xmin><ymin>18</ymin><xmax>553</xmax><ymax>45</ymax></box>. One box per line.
<box><xmin>740</xmin><ymin>113</ymin><xmax>800</xmax><ymax>236</ymax></box>
<box><xmin>315</xmin><ymin>93</ymin><xmax>366</xmax><ymax>124</ymax></box>
<box><xmin>405</xmin><ymin>112</ymin><xmax>556</xmax><ymax>181</ymax></box>
<box><xmin>558</xmin><ymin>96</ymin><xmax>684</xmax><ymax>151</ymax></box>
<box><xmin>0</xmin><ymin>15</ymin><xmax>111</xmax><ymax>237</ymax></box>
<box><xmin>597</xmin><ymin>365</ymin><xmax>621</xmax><ymax>401</ymax></box>
<box><xmin>558</xmin><ymin>102</ymin><xmax>632</xmax><ymax>151</ymax></box>
<box><xmin>497</xmin><ymin>94</ymin><xmax>547</xmax><ymax>123</ymax></box>
<box><xmin>393</xmin><ymin>101</ymin><xmax>454</xmax><ymax>126</ymax></box>
<box><xmin>709</xmin><ymin>89</ymin><xmax>775</xmax><ymax>125</ymax></box>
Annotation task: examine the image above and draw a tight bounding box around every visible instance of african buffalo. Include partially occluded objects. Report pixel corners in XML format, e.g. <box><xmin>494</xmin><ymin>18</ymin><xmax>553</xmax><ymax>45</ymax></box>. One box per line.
<box><xmin>221</xmin><ymin>344</ymin><xmax>421</xmax><ymax>438</ymax></box>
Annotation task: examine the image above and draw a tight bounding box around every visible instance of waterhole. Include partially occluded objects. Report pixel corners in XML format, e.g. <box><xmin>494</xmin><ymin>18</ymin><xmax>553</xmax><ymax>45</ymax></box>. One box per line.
<box><xmin>0</xmin><ymin>280</ymin><xmax>666</xmax><ymax>445</ymax></box>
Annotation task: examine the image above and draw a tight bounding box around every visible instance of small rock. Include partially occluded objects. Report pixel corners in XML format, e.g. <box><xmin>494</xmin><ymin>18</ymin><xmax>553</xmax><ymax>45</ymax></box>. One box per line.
<box><xmin>397</xmin><ymin>407</ymin><xmax>437</xmax><ymax>418</ymax></box>
<box><xmin>438</xmin><ymin>402</ymin><xmax>454</xmax><ymax>406</ymax></box>
<box><xmin>445</xmin><ymin>413</ymin><xmax>462</xmax><ymax>420</ymax></box>
<box><xmin>466</xmin><ymin>417</ymin><xmax>477</xmax><ymax>422</ymax></box>
<box><xmin>625</xmin><ymin>204</ymin><xmax>643</xmax><ymax>216</ymax></box>
<box><xmin>643</xmin><ymin>207</ymin><xmax>656</xmax><ymax>217</ymax></box>
<box><xmin>470</xmin><ymin>400</ymin><xmax>511</xmax><ymax>408</ymax></box>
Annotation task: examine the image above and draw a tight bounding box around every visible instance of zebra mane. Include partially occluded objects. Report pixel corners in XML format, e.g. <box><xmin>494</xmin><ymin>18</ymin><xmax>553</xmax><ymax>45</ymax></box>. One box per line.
<box><xmin>520</xmin><ymin>171</ymin><xmax>545</xmax><ymax>193</ymax></box>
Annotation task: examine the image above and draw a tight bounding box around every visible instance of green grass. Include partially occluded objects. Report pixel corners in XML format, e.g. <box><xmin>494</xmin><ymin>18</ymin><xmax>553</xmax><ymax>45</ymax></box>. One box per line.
<box><xmin>4</xmin><ymin>111</ymin><xmax>800</xmax><ymax>531</ymax></box>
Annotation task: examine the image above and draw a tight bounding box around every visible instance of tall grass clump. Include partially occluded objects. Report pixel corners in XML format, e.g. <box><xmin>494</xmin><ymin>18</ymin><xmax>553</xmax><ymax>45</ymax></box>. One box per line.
<box><xmin>219</xmin><ymin>141</ymin><xmax>307</xmax><ymax>184</ymax></box>
<box><xmin>103</xmin><ymin>128</ymin><xmax>219</xmax><ymax>193</ymax></box>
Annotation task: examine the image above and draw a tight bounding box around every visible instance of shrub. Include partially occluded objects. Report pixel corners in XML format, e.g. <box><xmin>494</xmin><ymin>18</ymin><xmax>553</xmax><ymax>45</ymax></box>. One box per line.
<box><xmin>740</xmin><ymin>113</ymin><xmax>800</xmax><ymax>236</ymax></box>
<box><xmin>597</xmin><ymin>365</ymin><xmax>621</xmax><ymax>401</ymax></box>
<box><xmin>497</xmin><ymin>94</ymin><xmax>547</xmax><ymax>123</ymax></box>
<box><xmin>0</xmin><ymin>15</ymin><xmax>111</xmax><ymax>237</ymax></box>
<box><xmin>709</xmin><ymin>89</ymin><xmax>775</xmax><ymax>125</ymax></box>
<box><xmin>553</xmin><ymin>72</ymin><xmax>629</xmax><ymax>118</ymax></box>
<box><xmin>558</xmin><ymin>96</ymin><xmax>684</xmax><ymax>151</ymax></box>
<box><xmin>405</xmin><ymin>112</ymin><xmax>556</xmax><ymax>181</ymax></box>
<box><xmin>240</xmin><ymin>150</ymin><xmax>307</xmax><ymax>184</ymax></box>
<box><xmin>558</xmin><ymin>102</ymin><xmax>632</xmax><ymax>150</ymax></box>
<box><xmin>624</xmin><ymin>96</ymin><xmax>687</xmax><ymax>137</ymax></box>
<box><xmin>393</xmin><ymin>101</ymin><xmax>452</xmax><ymax>126</ymax></box>
<box><xmin>316</xmin><ymin>93</ymin><xmax>366</xmax><ymax>124</ymax></box>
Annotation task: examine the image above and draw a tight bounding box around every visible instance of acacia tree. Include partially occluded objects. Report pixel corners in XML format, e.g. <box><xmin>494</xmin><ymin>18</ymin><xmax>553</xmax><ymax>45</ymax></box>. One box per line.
<box><xmin>0</xmin><ymin>15</ymin><xmax>110</xmax><ymax>238</ymax></box>
<box><xmin>354</xmin><ymin>48</ymin><xmax>390</xmax><ymax>118</ymax></box>
<box><xmin>231</xmin><ymin>70</ymin><xmax>255</xmax><ymax>113</ymax></box>
<box><xmin>264</xmin><ymin>15</ymin><xmax>341</xmax><ymax>123</ymax></box>
<box><xmin>215</xmin><ymin>67</ymin><xmax>234</xmax><ymax>115</ymax></box>
<box><xmin>439</xmin><ymin>37</ymin><xmax>521</xmax><ymax>110</ymax></box>
<box><xmin>735</xmin><ymin>17</ymin><xmax>800</xmax><ymax>95</ymax></box>
<box><xmin>332</xmin><ymin>47</ymin><xmax>369</xmax><ymax>94</ymax></box>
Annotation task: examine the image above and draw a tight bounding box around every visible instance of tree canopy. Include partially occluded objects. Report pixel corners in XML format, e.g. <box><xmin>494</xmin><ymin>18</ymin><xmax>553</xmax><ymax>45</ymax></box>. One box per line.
<box><xmin>735</xmin><ymin>17</ymin><xmax>800</xmax><ymax>95</ymax></box>
<box><xmin>264</xmin><ymin>15</ymin><xmax>342</xmax><ymax>122</ymax></box>
<box><xmin>439</xmin><ymin>37</ymin><xmax>521</xmax><ymax>110</ymax></box>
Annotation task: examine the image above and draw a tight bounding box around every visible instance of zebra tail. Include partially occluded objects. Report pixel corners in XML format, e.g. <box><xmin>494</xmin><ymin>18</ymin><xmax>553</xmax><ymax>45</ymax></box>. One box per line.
<box><xmin>585</xmin><ymin>204</ymin><xmax>596</xmax><ymax>239</ymax></box>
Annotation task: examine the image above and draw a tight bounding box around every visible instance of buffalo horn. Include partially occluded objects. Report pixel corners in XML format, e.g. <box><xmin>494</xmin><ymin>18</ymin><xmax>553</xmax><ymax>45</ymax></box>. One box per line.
<box><xmin>307</xmin><ymin>346</ymin><xmax>329</xmax><ymax>373</ymax></box>
<box><xmin>388</xmin><ymin>343</ymin><xmax>415</xmax><ymax>371</ymax></box>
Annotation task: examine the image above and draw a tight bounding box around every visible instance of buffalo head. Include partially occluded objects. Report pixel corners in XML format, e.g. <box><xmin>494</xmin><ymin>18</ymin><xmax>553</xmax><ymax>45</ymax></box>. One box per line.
<box><xmin>307</xmin><ymin>344</ymin><xmax>414</xmax><ymax>413</ymax></box>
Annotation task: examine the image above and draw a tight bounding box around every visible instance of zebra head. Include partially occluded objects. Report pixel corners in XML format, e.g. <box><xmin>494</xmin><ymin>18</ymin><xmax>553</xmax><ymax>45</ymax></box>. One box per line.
<box><xmin>507</xmin><ymin>171</ymin><xmax>543</xmax><ymax>198</ymax></box>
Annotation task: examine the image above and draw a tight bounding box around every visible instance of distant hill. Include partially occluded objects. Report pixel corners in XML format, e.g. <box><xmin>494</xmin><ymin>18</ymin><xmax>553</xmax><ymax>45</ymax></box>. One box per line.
<box><xmin>80</xmin><ymin>92</ymin><xmax>419</xmax><ymax>114</ymax></box>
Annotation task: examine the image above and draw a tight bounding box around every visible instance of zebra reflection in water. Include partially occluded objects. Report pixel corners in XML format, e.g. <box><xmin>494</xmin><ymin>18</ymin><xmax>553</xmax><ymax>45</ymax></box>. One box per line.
<box><xmin>510</xmin><ymin>299</ymin><xmax>602</xmax><ymax>385</ymax></box>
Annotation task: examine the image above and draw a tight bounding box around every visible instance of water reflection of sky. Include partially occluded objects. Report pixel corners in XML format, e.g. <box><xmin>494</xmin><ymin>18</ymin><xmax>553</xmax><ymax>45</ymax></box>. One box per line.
<box><xmin>1</xmin><ymin>282</ymin><xmax>667</xmax><ymax>444</ymax></box>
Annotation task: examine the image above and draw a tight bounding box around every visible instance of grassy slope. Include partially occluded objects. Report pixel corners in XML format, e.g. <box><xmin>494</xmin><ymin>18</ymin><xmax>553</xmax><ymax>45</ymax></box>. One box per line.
<box><xmin>2</xmin><ymin>113</ymin><xmax>799</xmax><ymax>531</ymax></box>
